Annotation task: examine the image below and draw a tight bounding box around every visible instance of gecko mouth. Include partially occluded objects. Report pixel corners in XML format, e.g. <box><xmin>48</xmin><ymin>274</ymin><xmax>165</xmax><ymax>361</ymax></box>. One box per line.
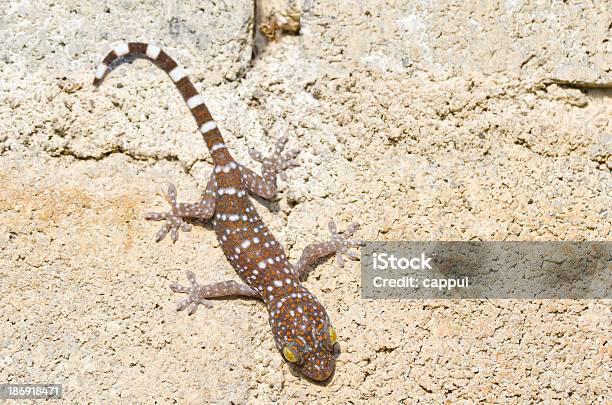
<box><xmin>300</xmin><ymin>362</ymin><xmax>335</xmax><ymax>382</ymax></box>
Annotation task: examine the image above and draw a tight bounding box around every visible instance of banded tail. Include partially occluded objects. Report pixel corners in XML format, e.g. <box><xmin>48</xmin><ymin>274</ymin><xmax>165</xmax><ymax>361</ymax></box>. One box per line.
<box><xmin>93</xmin><ymin>42</ymin><xmax>230</xmax><ymax>161</ymax></box>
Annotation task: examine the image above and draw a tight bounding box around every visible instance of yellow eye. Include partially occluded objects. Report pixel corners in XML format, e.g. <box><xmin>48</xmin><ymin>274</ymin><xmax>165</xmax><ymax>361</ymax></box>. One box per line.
<box><xmin>283</xmin><ymin>345</ymin><xmax>299</xmax><ymax>363</ymax></box>
<box><xmin>328</xmin><ymin>326</ymin><xmax>337</xmax><ymax>345</ymax></box>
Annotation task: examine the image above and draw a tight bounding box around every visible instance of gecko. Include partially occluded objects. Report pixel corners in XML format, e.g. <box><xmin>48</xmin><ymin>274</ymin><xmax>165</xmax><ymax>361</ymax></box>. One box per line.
<box><xmin>93</xmin><ymin>42</ymin><xmax>364</xmax><ymax>381</ymax></box>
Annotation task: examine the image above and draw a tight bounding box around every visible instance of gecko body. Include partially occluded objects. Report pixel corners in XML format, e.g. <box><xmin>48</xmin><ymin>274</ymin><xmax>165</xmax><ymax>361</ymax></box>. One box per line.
<box><xmin>94</xmin><ymin>42</ymin><xmax>363</xmax><ymax>381</ymax></box>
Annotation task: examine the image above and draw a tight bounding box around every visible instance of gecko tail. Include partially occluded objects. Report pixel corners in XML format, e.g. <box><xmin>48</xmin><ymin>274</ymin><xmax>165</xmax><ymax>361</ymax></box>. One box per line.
<box><xmin>93</xmin><ymin>42</ymin><xmax>228</xmax><ymax>157</ymax></box>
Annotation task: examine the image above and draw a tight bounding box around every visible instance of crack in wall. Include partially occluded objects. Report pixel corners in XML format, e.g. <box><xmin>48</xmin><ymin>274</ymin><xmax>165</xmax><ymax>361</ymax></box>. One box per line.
<box><xmin>252</xmin><ymin>0</ymin><xmax>301</xmax><ymax>60</ymax></box>
<box><xmin>546</xmin><ymin>79</ymin><xmax>612</xmax><ymax>91</ymax></box>
<box><xmin>47</xmin><ymin>147</ymin><xmax>199</xmax><ymax>175</ymax></box>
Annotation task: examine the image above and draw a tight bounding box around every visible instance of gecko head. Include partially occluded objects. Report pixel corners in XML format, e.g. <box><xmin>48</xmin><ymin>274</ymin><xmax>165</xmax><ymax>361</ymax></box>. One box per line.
<box><xmin>269</xmin><ymin>290</ymin><xmax>339</xmax><ymax>381</ymax></box>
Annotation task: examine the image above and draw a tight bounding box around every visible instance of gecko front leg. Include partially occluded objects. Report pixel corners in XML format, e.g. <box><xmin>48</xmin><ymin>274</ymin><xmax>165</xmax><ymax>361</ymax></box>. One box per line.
<box><xmin>170</xmin><ymin>271</ymin><xmax>260</xmax><ymax>315</ymax></box>
<box><xmin>240</xmin><ymin>136</ymin><xmax>300</xmax><ymax>199</ymax></box>
<box><xmin>144</xmin><ymin>175</ymin><xmax>216</xmax><ymax>243</ymax></box>
<box><xmin>293</xmin><ymin>221</ymin><xmax>365</xmax><ymax>280</ymax></box>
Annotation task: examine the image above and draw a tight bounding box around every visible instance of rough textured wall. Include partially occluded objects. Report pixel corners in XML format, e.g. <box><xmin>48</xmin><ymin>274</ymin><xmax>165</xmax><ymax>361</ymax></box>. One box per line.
<box><xmin>0</xmin><ymin>0</ymin><xmax>610</xmax><ymax>403</ymax></box>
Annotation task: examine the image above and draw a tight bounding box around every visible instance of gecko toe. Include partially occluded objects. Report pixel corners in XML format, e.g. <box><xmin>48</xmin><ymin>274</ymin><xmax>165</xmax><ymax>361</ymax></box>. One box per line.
<box><xmin>328</xmin><ymin>220</ymin><xmax>337</xmax><ymax>235</ymax></box>
<box><xmin>335</xmin><ymin>251</ymin><xmax>345</xmax><ymax>267</ymax></box>
<box><xmin>248</xmin><ymin>148</ymin><xmax>265</xmax><ymax>163</ymax></box>
<box><xmin>155</xmin><ymin>223</ymin><xmax>172</xmax><ymax>242</ymax></box>
<box><xmin>346</xmin><ymin>249</ymin><xmax>360</xmax><ymax>260</ymax></box>
<box><xmin>187</xmin><ymin>302</ymin><xmax>199</xmax><ymax>315</ymax></box>
<box><xmin>176</xmin><ymin>296</ymin><xmax>192</xmax><ymax>312</ymax></box>
<box><xmin>345</xmin><ymin>222</ymin><xmax>359</xmax><ymax>236</ymax></box>
<box><xmin>274</xmin><ymin>136</ymin><xmax>289</xmax><ymax>152</ymax></box>
<box><xmin>169</xmin><ymin>283</ymin><xmax>189</xmax><ymax>293</ymax></box>
<box><xmin>144</xmin><ymin>212</ymin><xmax>166</xmax><ymax>221</ymax></box>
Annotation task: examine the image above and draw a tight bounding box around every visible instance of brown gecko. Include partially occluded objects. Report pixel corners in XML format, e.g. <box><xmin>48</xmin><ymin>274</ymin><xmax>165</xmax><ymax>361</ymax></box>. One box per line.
<box><xmin>93</xmin><ymin>42</ymin><xmax>363</xmax><ymax>381</ymax></box>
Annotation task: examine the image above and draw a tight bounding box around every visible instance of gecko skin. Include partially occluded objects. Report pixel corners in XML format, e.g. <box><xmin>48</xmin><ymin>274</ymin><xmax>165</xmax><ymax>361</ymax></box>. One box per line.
<box><xmin>93</xmin><ymin>42</ymin><xmax>364</xmax><ymax>381</ymax></box>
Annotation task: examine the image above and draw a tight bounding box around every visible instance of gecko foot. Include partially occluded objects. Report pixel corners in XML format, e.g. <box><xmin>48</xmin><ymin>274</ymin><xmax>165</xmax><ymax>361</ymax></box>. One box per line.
<box><xmin>144</xmin><ymin>183</ymin><xmax>192</xmax><ymax>243</ymax></box>
<box><xmin>169</xmin><ymin>271</ymin><xmax>213</xmax><ymax>315</ymax></box>
<box><xmin>328</xmin><ymin>221</ymin><xmax>365</xmax><ymax>268</ymax></box>
<box><xmin>294</xmin><ymin>220</ymin><xmax>366</xmax><ymax>279</ymax></box>
<box><xmin>249</xmin><ymin>136</ymin><xmax>300</xmax><ymax>181</ymax></box>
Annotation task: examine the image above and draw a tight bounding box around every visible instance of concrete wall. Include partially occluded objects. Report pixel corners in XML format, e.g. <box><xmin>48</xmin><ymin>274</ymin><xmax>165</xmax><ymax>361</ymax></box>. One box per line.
<box><xmin>0</xmin><ymin>0</ymin><xmax>609</xmax><ymax>402</ymax></box>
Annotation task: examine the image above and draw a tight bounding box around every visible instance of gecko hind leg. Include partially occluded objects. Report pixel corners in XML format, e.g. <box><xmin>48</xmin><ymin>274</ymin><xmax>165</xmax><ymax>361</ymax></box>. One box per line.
<box><xmin>170</xmin><ymin>271</ymin><xmax>261</xmax><ymax>315</ymax></box>
<box><xmin>293</xmin><ymin>221</ymin><xmax>365</xmax><ymax>280</ymax></box>
<box><xmin>144</xmin><ymin>179</ymin><xmax>215</xmax><ymax>243</ymax></box>
<box><xmin>241</xmin><ymin>136</ymin><xmax>300</xmax><ymax>200</ymax></box>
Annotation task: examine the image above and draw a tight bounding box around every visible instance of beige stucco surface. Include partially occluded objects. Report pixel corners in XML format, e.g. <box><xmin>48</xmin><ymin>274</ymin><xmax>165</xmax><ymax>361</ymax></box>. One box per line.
<box><xmin>0</xmin><ymin>0</ymin><xmax>610</xmax><ymax>403</ymax></box>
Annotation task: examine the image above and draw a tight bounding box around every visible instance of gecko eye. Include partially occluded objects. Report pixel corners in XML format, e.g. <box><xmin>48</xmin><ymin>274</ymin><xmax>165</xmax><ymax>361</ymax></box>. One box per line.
<box><xmin>328</xmin><ymin>326</ymin><xmax>337</xmax><ymax>345</ymax></box>
<box><xmin>283</xmin><ymin>345</ymin><xmax>301</xmax><ymax>364</ymax></box>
